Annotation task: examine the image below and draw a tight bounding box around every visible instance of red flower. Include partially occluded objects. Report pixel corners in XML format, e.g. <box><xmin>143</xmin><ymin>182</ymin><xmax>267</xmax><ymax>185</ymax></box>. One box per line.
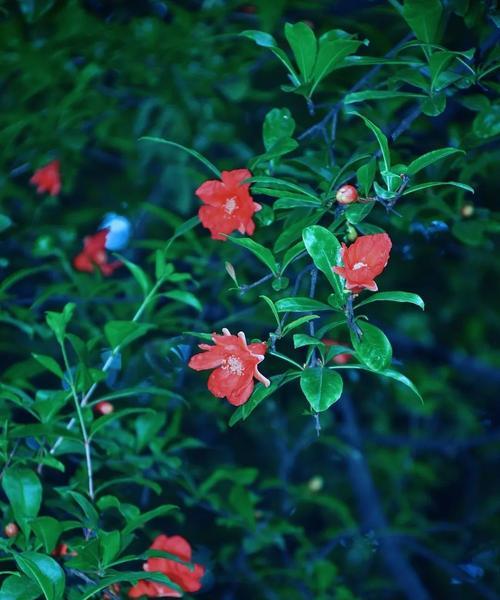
<box><xmin>73</xmin><ymin>229</ymin><xmax>122</xmax><ymax>276</ymax></box>
<box><xmin>195</xmin><ymin>169</ymin><xmax>261</xmax><ymax>241</ymax></box>
<box><xmin>333</xmin><ymin>233</ymin><xmax>392</xmax><ymax>294</ymax></box>
<box><xmin>188</xmin><ymin>328</ymin><xmax>270</xmax><ymax>406</ymax></box>
<box><xmin>322</xmin><ymin>339</ymin><xmax>351</xmax><ymax>365</ymax></box>
<box><xmin>30</xmin><ymin>160</ymin><xmax>61</xmax><ymax>196</ymax></box>
<box><xmin>128</xmin><ymin>535</ymin><xmax>205</xmax><ymax>598</ymax></box>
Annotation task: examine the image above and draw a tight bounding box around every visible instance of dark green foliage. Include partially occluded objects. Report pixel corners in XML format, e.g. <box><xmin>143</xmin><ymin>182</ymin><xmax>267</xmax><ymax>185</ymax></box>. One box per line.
<box><xmin>0</xmin><ymin>1</ymin><xmax>499</xmax><ymax>599</ymax></box>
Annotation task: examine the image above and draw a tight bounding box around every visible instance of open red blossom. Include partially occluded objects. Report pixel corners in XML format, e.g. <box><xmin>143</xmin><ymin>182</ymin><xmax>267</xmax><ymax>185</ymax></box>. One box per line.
<box><xmin>333</xmin><ymin>233</ymin><xmax>392</xmax><ymax>294</ymax></box>
<box><xmin>30</xmin><ymin>160</ymin><xmax>61</xmax><ymax>196</ymax></box>
<box><xmin>73</xmin><ymin>228</ymin><xmax>122</xmax><ymax>276</ymax></box>
<box><xmin>195</xmin><ymin>169</ymin><xmax>261</xmax><ymax>241</ymax></box>
<box><xmin>188</xmin><ymin>328</ymin><xmax>270</xmax><ymax>406</ymax></box>
<box><xmin>322</xmin><ymin>339</ymin><xmax>351</xmax><ymax>365</ymax></box>
<box><xmin>128</xmin><ymin>535</ymin><xmax>205</xmax><ymax>598</ymax></box>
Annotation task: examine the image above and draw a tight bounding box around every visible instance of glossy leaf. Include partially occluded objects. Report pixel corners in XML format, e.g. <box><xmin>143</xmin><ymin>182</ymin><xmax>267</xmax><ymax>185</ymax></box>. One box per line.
<box><xmin>351</xmin><ymin>321</ymin><xmax>392</xmax><ymax>371</ymax></box>
<box><xmin>284</xmin><ymin>22</ymin><xmax>317</xmax><ymax>81</ymax></box>
<box><xmin>356</xmin><ymin>291</ymin><xmax>425</xmax><ymax>310</ymax></box>
<box><xmin>349</xmin><ymin>111</ymin><xmax>391</xmax><ymax>172</ymax></box>
<box><xmin>2</xmin><ymin>468</ymin><xmax>42</xmax><ymax>535</ymax></box>
<box><xmin>226</xmin><ymin>236</ymin><xmax>278</xmax><ymax>275</ymax></box>
<box><xmin>407</xmin><ymin>147</ymin><xmax>465</xmax><ymax>175</ymax></box>
<box><xmin>300</xmin><ymin>367</ymin><xmax>343</xmax><ymax>412</ymax></box>
<box><xmin>302</xmin><ymin>225</ymin><xmax>344</xmax><ymax>301</ymax></box>
<box><xmin>16</xmin><ymin>552</ymin><xmax>65</xmax><ymax>600</ymax></box>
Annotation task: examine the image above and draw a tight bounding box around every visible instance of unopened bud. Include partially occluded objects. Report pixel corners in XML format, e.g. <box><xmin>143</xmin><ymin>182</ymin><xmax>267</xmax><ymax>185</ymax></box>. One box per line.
<box><xmin>307</xmin><ymin>476</ymin><xmax>324</xmax><ymax>492</ymax></box>
<box><xmin>4</xmin><ymin>522</ymin><xmax>19</xmax><ymax>537</ymax></box>
<box><xmin>346</xmin><ymin>225</ymin><xmax>358</xmax><ymax>242</ymax></box>
<box><xmin>461</xmin><ymin>204</ymin><xmax>474</xmax><ymax>218</ymax></box>
<box><xmin>95</xmin><ymin>401</ymin><xmax>114</xmax><ymax>415</ymax></box>
<box><xmin>336</xmin><ymin>185</ymin><xmax>358</xmax><ymax>205</ymax></box>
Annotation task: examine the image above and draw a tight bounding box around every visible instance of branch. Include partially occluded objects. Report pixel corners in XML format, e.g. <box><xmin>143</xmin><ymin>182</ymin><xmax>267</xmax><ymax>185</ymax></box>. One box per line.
<box><xmin>338</xmin><ymin>395</ymin><xmax>431</xmax><ymax>600</ymax></box>
<box><xmin>299</xmin><ymin>33</ymin><xmax>414</xmax><ymax>142</ymax></box>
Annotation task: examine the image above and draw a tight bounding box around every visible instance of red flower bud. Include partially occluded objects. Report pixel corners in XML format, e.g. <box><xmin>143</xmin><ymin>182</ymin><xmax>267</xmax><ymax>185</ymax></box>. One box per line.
<box><xmin>95</xmin><ymin>401</ymin><xmax>114</xmax><ymax>415</ymax></box>
<box><xmin>4</xmin><ymin>522</ymin><xmax>19</xmax><ymax>537</ymax></box>
<box><xmin>336</xmin><ymin>184</ymin><xmax>358</xmax><ymax>204</ymax></box>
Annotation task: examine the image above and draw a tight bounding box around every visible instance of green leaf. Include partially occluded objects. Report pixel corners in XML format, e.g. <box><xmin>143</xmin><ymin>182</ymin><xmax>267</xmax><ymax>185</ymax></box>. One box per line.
<box><xmin>79</xmin><ymin>571</ymin><xmax>182</xmax><ymax>600</ymax></box>
<box><xmin>104</xmin><ymin>321</ymin><xmax>156</xmax><ymax>349</ymax></box>
<box><xmin>32</xmin><ymin>517</ymin><xmax>63</xmax><ymax>554</ymax></box>
<box><xmin>421</xmin><ymin>92</ymin><xmax>446</xmax><ymax>116</ymax></box>
<box><xmin>356</xmin><ymin>291</ymin><xmax>425</xmax><ymax>310</ymax></box>
<box><xmin>2</xmin><ymin>468</ymin><xmax>42</xmax><ymax>536</ymax></box>
<box><xmin>240</xmin><ymin>30</ymin><xmax>300</xmax><ymax>84</ymax></box>
<box><xmin>344</xmin><ymin>90</ymin><xmax>426</xmax><ymax>104</ymax></box>
<box><xmin>349</xmin><ymin>111</ymin><xmax>391</xmax><ymax>173</ymax></box>
<box><xmin>293</xmin><ymin>333</ymin><xmax>323</xmax><ymax>348</ymax></box>
<box><xmin>281</xmin><ymin>315</ymin><xmax>319</xmax><ymax>337</ymax></box>
<box><xmin>311</xmin><ymin>38</ymin><xmax>362</xmax><ymax>95</ymax></box>
<box><xmin>275</xmin><ymin>297</ymin><xmax>332</xmax><ymax>312</ymax></box>
<box><xmin>284</xmin><ymin>22</ymin><xmax>317</xmax><ymax>81</ymax></box>
<box><xmin>379</xmin><ymin>368</ymin><xmax>424</xmax><ymax>403</ymax></box>
<box><xmin>90</xmin><ymin>408</ymin><xmax>155</xmax><ymax>438</ymax></box>
<box><xmin>402</xmin><ymin>181</ymin><xmax>474</xmax><ymax>195</ymax></box>
<box><xmin>302</xmin><ymin>225</ymin><xmax>344</xmax><ymax>301</ymax></box>
<box><xmin>226</xmin><ymin>236</ymin><xmax>278</xmax><ymax>275</ymax></box>
<box><xmin>31</xmin><ymin>354</ymin><xmax>64</xmax><ymax>379</ymax></box>
<box><xmin>263</xmin><ymin>108</ymin><xmax>296</xmax><ymax>151</ymax></box>
<box><xmin>15</xmin><ymin>552</ymin><xmax>65</xmax><ymax>600</ymax></box>
<box><xmin>99</xmin><ymin>530</ymin><xmax>121</xmax><ymax>567</ymax></box>
<box><xmin>122</xmin><ymin>504</ymin><xmax>178</xmax><ymax>537</ymax></box>
<box><xmin>473</xmin><ymin>103</ymin><xmax>500</xmax><ymax>139</ymax></box>
<box><xmin>0</xmin><ymin>574</ymin><xmax>41</xmax><ymax>600</ymax></box>
<box><xmin>45</xmin><ymin>303</ymin><xmax>76</xmax><ymax>344</ymax></box>
<box><xmin>407</xmin><ymin>147</ymin><xmax>465</xmax><ymax>175</ymax></box>
<box><xmin>300</xmin><ymin>367</ymin><xmax>343</xmax><ymax>412</ymax></box>
<box><xmin>259</xmin><ymin>295</ymin><xmax>280</xmax><ymax>328</ymax></box>
<box><xmin>162</xmin><ymin>290</ymin><xmax>202</xmax><ymax>311</ymax></box>
<box><xmin>116</xmin><ymin>256</ymin><xmax>152</xmax><ymax>297</ymax></box>
<box><xmin>63</xmin><ymin>491</ymin><xmax>99</xmax><ymax>528</ymax></box>
<box><xmin>351</xmin><ymin>321</ymin><xmax>392</xmax><ymax>372</ymax></box>
<box><xmin>357</xmin><ymin>158</ymin><xmax>377</xmax><ymax>196</ymax></box>
<box><xmin>139</xmin><ymin>137</ymin><xmax>221</xmax><ymax>177</ymax></box>
<box><xmin>402</xmin><ymin>0</ymin><xmax>443</xmax><ymax>43</ymax></box>
<box><xmin>345</xmin><ymin>203</ymin><xmax>374</xmax><ymax>225</ymax></box>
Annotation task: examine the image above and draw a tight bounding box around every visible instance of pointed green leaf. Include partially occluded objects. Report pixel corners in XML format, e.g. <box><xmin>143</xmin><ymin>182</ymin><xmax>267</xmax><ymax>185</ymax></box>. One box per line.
<box><xmin>284</xmin><ymin>22</ymin><xmax>317</xmax><ymax>81</ymax></box>
<box><xmin>300</xmin><ymin>367</ymin><xmax>343</xmax><ymax>411</ymax></box>
<box><xmin>15</xmin><ymin>552</ymin><xmax>65</xmax><ymax>600</ymax></box>
<box><xmin>302</xmin><ymin>225</ymin><xmax>344</xmax><ymax>300</ymax></box>
<box><xmin>226</xmin><ymin>236</ymin><xmax>278</xmax><ymax>275</ymax></box>
<box><xmin>407</xmin><ymin>148</ymin><xmax>465</xmax><ymax>175</ymax></box>
<box><xmin>351</xmin><ymin>321</ymin><xmax>392</xmax><ymax>372</ymax></box>
<box><xmin>349</xmin><ymin>111</ymin><xmax>391</xmax><ymax>172</ymax></box>
<box><xmin>355</xmin><ymin>291</ymin><xmax>425</xmax><ymax>310</ymax></box>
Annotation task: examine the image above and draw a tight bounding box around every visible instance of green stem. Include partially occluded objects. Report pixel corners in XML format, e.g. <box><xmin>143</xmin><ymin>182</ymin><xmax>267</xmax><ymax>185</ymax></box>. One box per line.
<box><xmin>61</xmin><ymin>343</ymin><xmax>94</xmax><ymax>500</ymax></box>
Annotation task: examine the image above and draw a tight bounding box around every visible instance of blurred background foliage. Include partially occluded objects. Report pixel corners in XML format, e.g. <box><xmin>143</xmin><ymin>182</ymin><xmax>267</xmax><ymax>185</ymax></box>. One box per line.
<box><xmin>0</xmin><ymin>0</ymin><xmax>499</xmax><ymax>599</ymax></box>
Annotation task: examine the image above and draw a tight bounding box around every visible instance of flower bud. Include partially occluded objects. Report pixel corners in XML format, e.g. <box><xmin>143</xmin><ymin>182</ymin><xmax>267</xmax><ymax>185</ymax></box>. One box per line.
<box><xmin>307</xmin><ymin>476</ymin><xmax>324</xmax><ymax>492</ymax></box>
<box><xmin>346</xmin><ymin>225</ymin><xmax>358</xmax><ymax>242</ymax></box>
<box><xmin>4</xmin><ymin>522</ymin><xmax>19</xmax><ymax>537</ymax></box>
<box><xmin>336</xmin><ymin>185</ymin><xmax>358</xmax><ymax>205</ymax></box>
<box><xmin>461</xmin><ymin>204</ymin><xmax>474</xmax><ymax>218</ymax></box>
<box><xmin>95</xmin><ymin>401</ymin><xmax>114</xmax><ymax>415</ymax></box>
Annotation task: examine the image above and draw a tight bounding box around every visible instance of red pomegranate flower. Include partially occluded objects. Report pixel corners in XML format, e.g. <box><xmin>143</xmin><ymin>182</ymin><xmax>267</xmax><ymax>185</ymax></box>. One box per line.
<box><xmin>73</xmin><ymin>229</ymin><xmax>122</xmax><ymax>277</ymax></box>
<box><xmin>30</xmin><ymin>160</ymin><xmax>61</xmax><ymax>196</ymax></box>
<box><xmin>322</xmin><ymin>339</ymin><xmax>351</xmax><ymax>365</ymax></box>
<box><xmin>188</xmin><ymin>328</ymin><xmax>270</xmax><ymax>406</ymax></box>
<box><xmin>195</xmin><ymin>169</ymin><xmax>261</xmax><ymax>241</ymax></box>
<box><xmin>333</xmin><ymin>233</ymin><xmax>392</xmax><ymax>294</ymax></box>
<box><xmin>128</xmin><ymin>535</ymin><xmax>205</xmax><ymax>598</ymax></box>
